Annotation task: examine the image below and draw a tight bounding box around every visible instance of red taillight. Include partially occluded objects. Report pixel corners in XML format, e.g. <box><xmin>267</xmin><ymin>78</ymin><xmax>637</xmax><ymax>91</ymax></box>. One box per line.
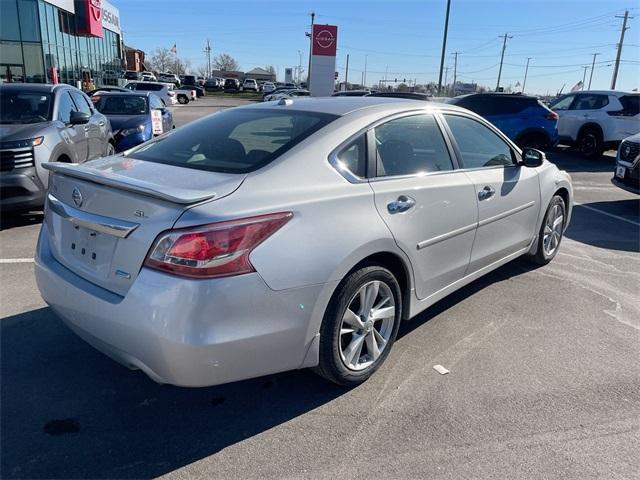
<box><xmin>144</xmin><ymin>212</ymin><xmax>292</xmax><ymax>278</ymax></box>
<box><xmin>546</xmin><ymin>111</ymin><xmax>558</xmax><ymax>120</ymax></box>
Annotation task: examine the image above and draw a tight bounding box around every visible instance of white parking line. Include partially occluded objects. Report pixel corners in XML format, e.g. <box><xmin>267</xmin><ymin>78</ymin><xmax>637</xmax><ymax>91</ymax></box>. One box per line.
<box><xmin>0</xmin><ymin>258</ymin><xmax>34</xmax><ymax>264</ymax></box>
<box><xmin>574</xmin><ymin>202</ymin><xmax>640</xmax><ymax>227</ymax></box>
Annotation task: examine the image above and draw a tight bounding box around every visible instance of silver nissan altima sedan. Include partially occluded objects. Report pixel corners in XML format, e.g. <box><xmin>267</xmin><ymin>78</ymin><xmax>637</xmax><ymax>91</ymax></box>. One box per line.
<box><xmin>35</xmin><ymin>97</ymin><xmax>573</xmax><ymax>387</ymax></box>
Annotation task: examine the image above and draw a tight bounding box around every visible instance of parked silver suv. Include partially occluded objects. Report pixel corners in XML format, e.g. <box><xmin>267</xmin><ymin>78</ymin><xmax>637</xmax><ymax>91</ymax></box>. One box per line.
<box><xmin>0</xmin><ymin>83</ymin><xmax>114</xmax><ymax>211</ymax></box>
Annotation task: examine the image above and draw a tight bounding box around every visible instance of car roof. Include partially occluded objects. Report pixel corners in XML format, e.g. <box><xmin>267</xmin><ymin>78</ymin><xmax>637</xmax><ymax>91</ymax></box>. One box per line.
<box><xmin>0</xmin><ymin>83</ymin><xmax>75</xmax><ymax>94</ymax></box>
<box><xmin>455</xmin><ymin>92</ymin><xmax>538</xmax><ymax>100</ymax></box>
<box><xmin>567</xmin><ymin>90</ymin><xmax>638</xmax><ymax>95</ymax></box>
<box><xmin>242</xmin><ymin>96</ymin><xmax>469</xmax><ymax>117</ymax></box>
<box><xmin>92</xmin><ymin>91</ymin><xmax>152</xmax><ymax>97</ymax></box>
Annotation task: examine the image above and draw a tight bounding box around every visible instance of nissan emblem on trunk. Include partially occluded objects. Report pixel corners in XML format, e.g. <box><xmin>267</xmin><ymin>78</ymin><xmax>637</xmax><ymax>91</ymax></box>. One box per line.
<box><xmin>72</xmin><ymin>187</ymin><xmax>83</xmax><ymax>208</ymax></box>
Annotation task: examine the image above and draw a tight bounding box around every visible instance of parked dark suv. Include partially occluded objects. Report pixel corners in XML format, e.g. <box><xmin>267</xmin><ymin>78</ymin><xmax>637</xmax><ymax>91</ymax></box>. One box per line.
<box><xmin>448</xmin><ymin>93</ymin><xmax>559</xmax><ymax>150</ymax></box>
<box><xmin>181</xmin><ymin>75</ymin><xmax>205</xmax><ymax>97</ymax></box>
<box><xmin>224</xmin><ymin>78</ymin><xmax>241</xmax><ymax>92</ymax></box>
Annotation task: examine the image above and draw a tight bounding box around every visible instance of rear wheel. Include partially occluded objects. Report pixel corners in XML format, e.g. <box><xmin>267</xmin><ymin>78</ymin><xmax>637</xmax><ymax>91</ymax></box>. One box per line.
<box><xmin>527</xmin><ymin>195</ymin><xmax>566</xmax><ymax>265</ymax></box>
<box><xmin>178</xmin><ymin>95</ymin><xmax>188</xmax><ymax>105</ymax></box>
<box><xmin>577</xmin><ymin>128</ymin><xmax>603</xmax><ymax>159</ymax></box>
<box><xmin>315</xmin><ymin>265</ymin><xmax>401</xmax><ymax>386</ymax></box>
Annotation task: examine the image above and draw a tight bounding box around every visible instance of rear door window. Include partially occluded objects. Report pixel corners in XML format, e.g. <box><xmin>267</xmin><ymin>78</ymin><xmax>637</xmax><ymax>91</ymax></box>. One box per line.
<box><xmin>128</xmin><ymin>109</ymin><xmax>337</xmax><ymax>173</ymax></box>
<box><xmin>374</xmin><ymin>114</ymin><xmax>454</xmax><ymax>177</ymax></box>
<box><xmin>550</xmin><ymin>94</ymin><xmax>575</xmax><ymax>110</ymax></box>
<box><xmin>619</xmin><ymin>95</ymin><xmax>640</xmax><ymax>116</ymax></box>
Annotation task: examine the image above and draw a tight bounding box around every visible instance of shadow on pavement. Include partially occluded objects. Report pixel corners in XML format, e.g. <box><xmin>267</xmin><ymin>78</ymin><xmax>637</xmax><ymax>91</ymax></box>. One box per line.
<box><xmin>565</xmin><ymin>200</ymin><xmax>639</xmax><ymax>253</ymax></box>
<box><xmin>0</xmin><ymin>257</ymin><xmax>541</xmax><ymax>479</ymax></box>
<box><xmin>0</xmin><ymin>211</ymin><xmax>44</xmax><ymax>231</ymax></box>
<box><xmin>545</xmin><ymin>148</ymin><xmax>616</xmax><ymax>173</ymax></box>
<box><xmin>0</xmin><ymin>307</ymin><xmax>348</xmax><ymax>479</ymax></box>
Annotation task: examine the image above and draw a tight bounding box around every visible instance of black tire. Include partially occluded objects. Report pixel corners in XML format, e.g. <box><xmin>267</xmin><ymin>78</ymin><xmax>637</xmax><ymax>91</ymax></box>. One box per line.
<box><xmin>527</xmin><ymin>195</ymin><xmax>566</xmax><ymax>265</ymax></box>
<box><xmin>178</xmin><ymin>95</ymin><xmax>188</xmax><ymax>105</ymax></box>
<box><xmin>577</xmin><ymin>128</ymin><xmax>603</xmax><ymax>159</ymax></box>
<box><xmin>517</xmin><ymin>132</ymin><xmax>549</xmax><ymax>151</ymax></box>
<box><xmin>314</xmin><ymin>265</ymin><xmax>402</xmax><ymax>386</ymax></box>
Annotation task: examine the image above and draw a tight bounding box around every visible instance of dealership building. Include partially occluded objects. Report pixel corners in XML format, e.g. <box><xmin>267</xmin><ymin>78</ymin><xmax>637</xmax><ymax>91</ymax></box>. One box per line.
<box><xmin>0</xmin><ymin>0</ymin><xmax>123</xmax><ymax>86</ymax></box>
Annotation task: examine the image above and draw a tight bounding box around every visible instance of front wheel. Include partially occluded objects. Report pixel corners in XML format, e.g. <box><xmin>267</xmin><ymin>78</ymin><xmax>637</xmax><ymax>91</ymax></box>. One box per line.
<box><xmin>178</xmin><ymin>95</ymin><xmax>188</xmax><ymax>104</ymax></box>
<box><xmin>314</xmin><ymin>265</ymin><xmax>402</xmax><ymax>386</ymax></box>
<box><xmin>527</xmin><ymin>195</ymin><xmax>566</xmax><ymax>265</ymax></box>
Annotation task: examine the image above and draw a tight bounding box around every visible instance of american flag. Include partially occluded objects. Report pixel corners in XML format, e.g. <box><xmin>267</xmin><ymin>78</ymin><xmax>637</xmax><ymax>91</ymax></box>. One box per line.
<box><xmin>170</xmin><ymin>44</ymin><xmax>177</xmax><ymax>54</ymax></box>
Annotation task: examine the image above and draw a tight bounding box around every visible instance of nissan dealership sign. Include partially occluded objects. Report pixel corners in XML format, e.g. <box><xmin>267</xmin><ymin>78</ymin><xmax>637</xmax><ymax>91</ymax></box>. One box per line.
<box><xmin>309</xmin><ymin>24</ymin><xmax>338</xmax><ymax>97</ymax></box>
<box><xmin>45</xmin><ymin>0</ymin><xmax>120</xmax><ymax>35</ymax></box>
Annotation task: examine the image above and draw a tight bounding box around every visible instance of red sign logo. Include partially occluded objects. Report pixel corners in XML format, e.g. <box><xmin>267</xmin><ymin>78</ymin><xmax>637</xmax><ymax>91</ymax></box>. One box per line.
<box><xmin>90</xmin><ymin>0</ymin><xmax>101</xmax><ymax>22</ymax></box>
<box><xmin>312</xmin><ymin>24</ymin><xmax>338</xmax><ymax>56</ymax></box>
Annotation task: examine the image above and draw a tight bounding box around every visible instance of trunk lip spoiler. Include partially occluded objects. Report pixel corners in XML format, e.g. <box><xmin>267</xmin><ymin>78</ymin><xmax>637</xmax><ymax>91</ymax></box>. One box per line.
<box><xmin>43</xmin><ymin>162</ymin><xmax>217</xmax><ymax>204</ymax></box>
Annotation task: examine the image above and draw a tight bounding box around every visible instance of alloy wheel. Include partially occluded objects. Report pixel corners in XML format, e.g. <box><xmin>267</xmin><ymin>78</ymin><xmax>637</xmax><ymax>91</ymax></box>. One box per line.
<box><xmin>339</xmin><ymin>280</ymin><xmax>395</xmax><ymax>371</ymax></box>
<box><xmin>543</xmin><ymin>203</ymin><xmax>564</xmax><ymax>256</ymax></box>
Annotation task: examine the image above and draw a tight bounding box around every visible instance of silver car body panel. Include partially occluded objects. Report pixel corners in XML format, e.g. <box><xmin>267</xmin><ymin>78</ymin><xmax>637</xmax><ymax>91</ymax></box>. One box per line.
<box><xmin>35</xmin><ymin>97</ymin><xmax>573</xmax><ymax>386</ymax></box>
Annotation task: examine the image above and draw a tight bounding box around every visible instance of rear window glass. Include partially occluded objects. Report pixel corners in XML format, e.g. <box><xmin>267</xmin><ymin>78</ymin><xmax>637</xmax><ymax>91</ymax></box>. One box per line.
<box><xmin>619</xmin><ymin>95</ymin><xmax>640</xmax><ymax>116</ymax></box>
<box><xmin>94</xmin><ymin>95</ymin><xmax>148</xmax><ymax>115</ymax></box>
<box><xmin>136</xmin><ymin>83</ymin><xmax>162</xmax><ymax>91</ymax></box>
<box><xmin>127</xmin><ymin>108</ymin><xmax>338</xmax><ymax>173</ymax></box>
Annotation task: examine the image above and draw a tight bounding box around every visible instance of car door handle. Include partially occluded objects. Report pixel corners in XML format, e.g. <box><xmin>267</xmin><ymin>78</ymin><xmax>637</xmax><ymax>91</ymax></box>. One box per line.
<box><xmin>99</xmin><ymin>121</ymin><xmax>105</xmax><ymax>127</ymax></box>
<box><xmin>83</xmin><ymin>125</ymin><xmax>90</xmax><ymax>132</ymax></box>
<box><xmin>478</xmin><ymin>186</ymin><xmax>496</xmax><ymax>200</ymax></box>
<box><xmin>387</xmin><ymin>195</ymin><xmax>416</xmax><ymax>214</ymax></box>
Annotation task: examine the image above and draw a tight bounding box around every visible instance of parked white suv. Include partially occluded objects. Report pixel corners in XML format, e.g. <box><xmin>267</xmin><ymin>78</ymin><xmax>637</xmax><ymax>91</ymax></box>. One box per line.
<box><xmin>242</xmin><ymin>78</ymin><xmax>259</xmax><ymax>92</ymax></box>
<box><xmin>124</xmin><ymin>81</ymin><xmax>177</xmax><ymax>106</ymax></box>
<box><xmin>550</xmin><ymin>90</ymin><xmax>640</xmax><ymax>158</ymax></box>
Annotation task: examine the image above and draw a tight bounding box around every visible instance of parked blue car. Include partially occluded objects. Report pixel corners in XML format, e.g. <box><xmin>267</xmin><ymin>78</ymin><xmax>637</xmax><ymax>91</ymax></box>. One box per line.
<box><xmin>448</xmin><ymin>93</ymin><xmax>559</xmax><ymax>150</ymax></box>
<box><xmin>91</xmin><ymin>91</ymin><xmax>174</xmax><ymax>152</ymax></box>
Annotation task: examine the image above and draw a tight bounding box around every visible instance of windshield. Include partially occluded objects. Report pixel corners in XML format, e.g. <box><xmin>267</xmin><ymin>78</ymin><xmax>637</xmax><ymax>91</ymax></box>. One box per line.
<box><xmin>127</xmin><ymin>108</ymin><xmax>338</xmax><ymax>173</ymax></box>
<box><xmin>94</xmin><ymin>95</ymin><xmax>148</xmax><ymax>115</ymax></box>
<box><xmin>0</xmin><ymin>90</ymin><xmax>52</xmax><ymax>124</ymax></box>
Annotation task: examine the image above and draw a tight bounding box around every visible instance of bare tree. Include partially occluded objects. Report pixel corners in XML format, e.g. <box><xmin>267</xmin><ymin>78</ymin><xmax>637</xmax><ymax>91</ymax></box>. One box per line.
<box><xmin>196</xmin><ymin>64</ymin><xmax>209</xmax><ymax>77</ymax></box>
<box><xmin>174</xmin><ymin>58</ymin><xmax>191</xmax><ymax>76</ymax></box>
<box><xmin>213</xmin><ymin>53</ymin><xmax>240</xmax><ymax>72</ymax></box>
<box><xmin>147</xmin><ymin>48</ymin><xmax>173</xmax><ymax>73</ymax></box>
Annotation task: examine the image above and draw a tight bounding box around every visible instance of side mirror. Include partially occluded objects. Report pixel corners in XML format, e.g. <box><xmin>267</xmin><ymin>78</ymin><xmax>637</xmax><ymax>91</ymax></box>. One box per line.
<box><xmin>521</xmin><ymin>147</ymin><xmax>545</xmax><ymax>168</ymax></box>
<box><xmin>69</xmin><ymin>111</ymin><xmax>90</xmax><ymax>125</ymax></box>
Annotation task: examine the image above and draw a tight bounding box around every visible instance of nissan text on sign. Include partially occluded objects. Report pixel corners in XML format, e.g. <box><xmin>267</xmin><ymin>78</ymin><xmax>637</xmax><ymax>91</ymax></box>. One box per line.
<box><xmin>309</xmin><ymin>24</ymin><xmax>338</xmax><ymax>97</ymax></box>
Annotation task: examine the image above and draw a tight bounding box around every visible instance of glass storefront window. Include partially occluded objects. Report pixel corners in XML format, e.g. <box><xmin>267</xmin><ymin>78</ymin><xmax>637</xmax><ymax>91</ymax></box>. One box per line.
<box><xmin>22</xmin><ymin>42</ymin><xmax>45</xmax><ymax>82</ymax></box>
<box><xmin>18</xmin><ymin>0</ymin><xmax>41</xmax><ymax>42</ymax></box>
<box><xmin>0</xmin><ymin>0</ymin><xmax>21</xmax><ymax>41</ymax></box>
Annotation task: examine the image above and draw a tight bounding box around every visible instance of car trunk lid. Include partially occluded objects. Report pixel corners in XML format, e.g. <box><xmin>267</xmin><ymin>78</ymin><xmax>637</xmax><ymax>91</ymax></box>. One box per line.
<box><xmin>43</xmin><ymin>156</ymin><xmax>246</xmax><ymax>296</ymax></box>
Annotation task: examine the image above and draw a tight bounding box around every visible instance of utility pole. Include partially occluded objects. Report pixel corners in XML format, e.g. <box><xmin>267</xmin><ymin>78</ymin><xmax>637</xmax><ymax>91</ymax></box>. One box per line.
<box><xmin>437</xmin><ymin>0</ymin><xmax>451</xmax><ymax>95</ymax></box>
<box><xmin>611</xmin><ymin>10</ymin><xmax>631</xmax><ymax>89</ymax></box>
<box><xmin>306</xmin><ymin>12</ymin><xmax>315</xmax><ymax>89</ymax></box>
<box><xmin>344</xmin><ymin>54</ymin><xmax>349</xmax><ymax>90</ymax></box>
<box><xmin>444</xmin><ymin>66</ymin><xmax>449</xmax><ymax>94</ymax></box>
<box><xmin>297</xmin><ymin>50</ymin><xmax>303</xmax><ymax>84</ymax></box>
<box><xmin>588</xmin><ymin>53</ymin><xmax>599</xmax><ymax>90</ymax></box>
<box><xmin>204</xmin><ymin>39</ymin><xmax>212</xmax><ymax>77</ymax></box>
<box><xmin>581</xmin><ymin>66</ymin><xmax>589</xmax><ymax>90</ymax></box>
<box><xmin>363</xmin><ymin>54</ymin><xmax>368</xmax><ymax>87</ymax></box>
<box><xmin>496</xmin><ymin>33</ymin><xmax>512</xmax><ymax>91</ymax></box>
<box><xmin>452</xmin><ymin>51</ymin><xmax>459</xmax><ymax>96</ymax></box>
<box><xmin>522</xmin><ymin>57</ymin><xmax>531</xmax><ymax>93</ymax></box>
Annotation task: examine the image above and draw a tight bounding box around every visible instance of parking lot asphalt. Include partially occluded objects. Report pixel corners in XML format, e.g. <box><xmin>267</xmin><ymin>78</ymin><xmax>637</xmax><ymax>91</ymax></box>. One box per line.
<box><xmin>1</xmin><ymin>97</ymin><xmax>639</xmax><ymax>479</ymax></box>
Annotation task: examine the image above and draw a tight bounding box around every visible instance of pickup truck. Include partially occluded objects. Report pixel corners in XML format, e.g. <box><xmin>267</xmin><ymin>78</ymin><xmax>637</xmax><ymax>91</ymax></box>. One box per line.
<box><xmin>174</xmin><ymin>86</ymin><xmax>197</xmax><ymax>104</ymax></box>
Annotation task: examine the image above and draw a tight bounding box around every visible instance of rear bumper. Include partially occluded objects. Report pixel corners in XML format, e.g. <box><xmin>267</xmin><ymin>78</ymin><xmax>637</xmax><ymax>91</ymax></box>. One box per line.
<box><xmin>0</xmin><ymin>166</ymin><xmax>45</xmax><ymax>211</ymax></box>
<box><xmin>35</xmin><ymin>223</ymin><xmax>325</xmax><ymax>387</ymax></box>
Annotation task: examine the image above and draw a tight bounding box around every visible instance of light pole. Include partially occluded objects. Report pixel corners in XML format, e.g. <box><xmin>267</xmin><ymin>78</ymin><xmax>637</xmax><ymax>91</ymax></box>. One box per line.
<box><xmin>522</xmin><ymin>57</ymin><xmax>531</xmax><ymax>93</ymax></box>
<box><xmin>588</xmin><ymin>53</ymin><xmax>599</xmax><ymax>90</ymax></box>
<box><xmin>437</xmin><ymin>0</ymin><xmax>451</xmax><ymax>95</ymax></box>
<box><xmin>581</xmin><ymin>66</ymin><xmax>589</xmax><ymax>90</ymax></box>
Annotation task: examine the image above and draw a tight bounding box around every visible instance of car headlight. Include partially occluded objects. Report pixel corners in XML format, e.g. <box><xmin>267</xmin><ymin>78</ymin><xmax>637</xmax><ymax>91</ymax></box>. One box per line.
<box><xmin>0</xmin><ymin>137</ymin><xmax>44</xmax><ymax>149</ymax></box>
<box><xmin>120</xmin><ymin>125</ymin><xmax>145</xmax><ymax>137</ymax></box>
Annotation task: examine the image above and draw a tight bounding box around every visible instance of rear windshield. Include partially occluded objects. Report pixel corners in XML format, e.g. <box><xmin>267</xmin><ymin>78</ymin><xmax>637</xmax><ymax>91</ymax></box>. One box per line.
<box><xmin>127</xmin><ymin>108</ymin><xmax>338</xmax><ymax>173</ymax></box>
<box><xmin>94</xmin><ymin>95</ymin><xmax>148</xmax><ymax>115</ymax></box>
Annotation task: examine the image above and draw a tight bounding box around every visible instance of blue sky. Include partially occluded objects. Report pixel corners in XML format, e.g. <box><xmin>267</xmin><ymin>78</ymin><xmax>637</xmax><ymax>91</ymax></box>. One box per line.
<box><xmin>120</xmin><ymin>0</ymin><xmax>640</xmax><ymax>94</ymax></box>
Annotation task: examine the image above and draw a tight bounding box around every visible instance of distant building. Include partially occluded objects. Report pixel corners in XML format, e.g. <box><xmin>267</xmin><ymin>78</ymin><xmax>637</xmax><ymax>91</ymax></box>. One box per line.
<box><xmin>209</xmin><ymin>68</ymin><xmax>276</xmax><ymax>82</ymax></box>
<box><xmin>454</xmin><ymin>82</ymin><xmax>478</xmax><ymax>95</ymax></box>
<box><xmin>245</xmin><ymin>67</ymin><xmax>276</xmax><ymax>82</ymax></box>
<box><xmin>124</xmin><ymin>46</ymin><xmax>146</xmax><ymax>72</ymax></box>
